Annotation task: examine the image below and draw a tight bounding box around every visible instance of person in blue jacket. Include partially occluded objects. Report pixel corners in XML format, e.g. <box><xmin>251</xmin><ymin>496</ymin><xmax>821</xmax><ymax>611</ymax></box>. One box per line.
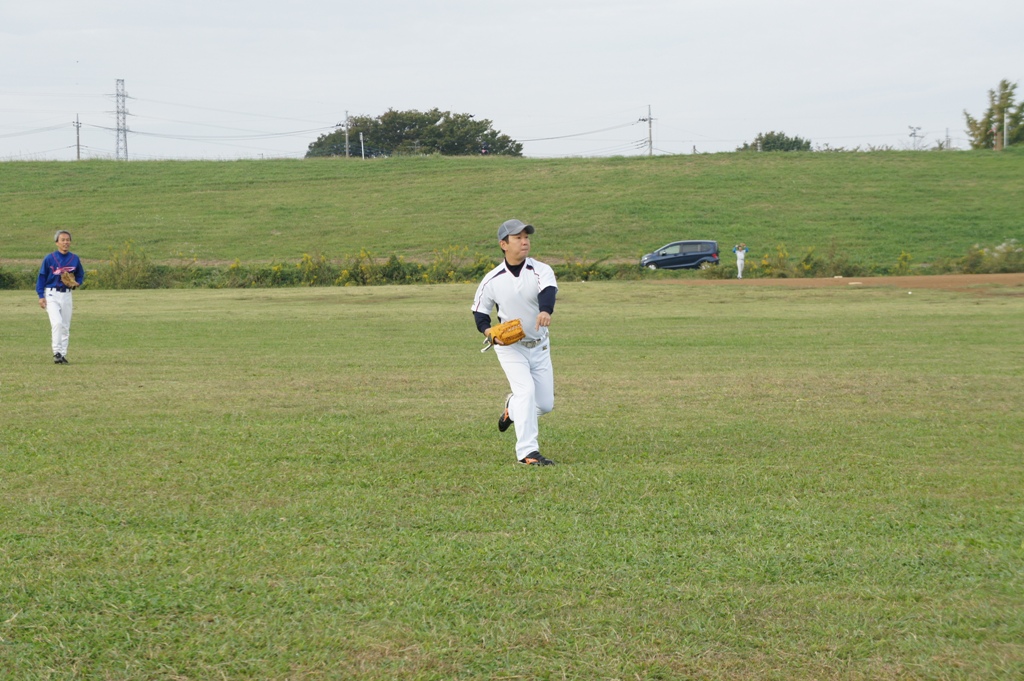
<box><xmin>36</xmin><ymin>230</ymin><xmax>85</xmax><ymax>364</ymax></box>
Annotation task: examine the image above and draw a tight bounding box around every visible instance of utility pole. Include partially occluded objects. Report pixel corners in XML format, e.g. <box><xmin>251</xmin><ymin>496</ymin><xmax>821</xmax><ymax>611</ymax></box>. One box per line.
<box><xmin>647</xmin><ymin>105</ymin><xmax>653</xmax><ymax>157</ymax></box>
<box><xmin>908</xmin><ymin>125</ymin><xmax>921</xmax><ymax>151</ymax></box>
<box><xmin>334</xmin><ymin>113</ymin><xmax>351</xmax><ymax>157</ymax></box>
<box><xmin>1005</xmin><ymin>109</ymin><xmax>1010</xmax><ymax>149</ymax></box>
<box><xmin>74</xmin><ymin>115</ymin><xmax>81</xmax><ymax>160</ymax></box>
<box><xmin>639</xmin><ymin>105</ymin><xmax>654</xmax><ymax>156</ymax></box>
<box><xmin>115</xmin><ymin>79</ymin><xmax>129</xmax><ymax>161</ymax></box>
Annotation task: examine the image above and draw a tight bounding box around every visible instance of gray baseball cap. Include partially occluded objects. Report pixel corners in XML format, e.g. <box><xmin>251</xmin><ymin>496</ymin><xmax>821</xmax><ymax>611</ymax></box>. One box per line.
<box><xmin>497</xmin><ymin>219</ymin><xmax>535</xmax><ymax>240</ymax></box>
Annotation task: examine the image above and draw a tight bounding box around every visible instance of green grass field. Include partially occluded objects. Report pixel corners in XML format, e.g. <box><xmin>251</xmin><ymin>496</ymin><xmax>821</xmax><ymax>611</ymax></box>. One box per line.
<box><xmin>2</xmin><ymin>280</ymin><xmax>1022</xmax><ymax>679</ymax></box>
<box><xmin>2</xmin><ymin>151</ymin><xmax>1022</xmax><ymax>269</ymax></box>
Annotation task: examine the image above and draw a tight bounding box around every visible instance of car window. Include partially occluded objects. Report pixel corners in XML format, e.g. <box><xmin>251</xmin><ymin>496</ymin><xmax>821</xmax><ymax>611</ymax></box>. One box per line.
<box><xmin>662</xmin><ymin>245</ymin><xmax>681</xmax><ymax>255</ymax></box>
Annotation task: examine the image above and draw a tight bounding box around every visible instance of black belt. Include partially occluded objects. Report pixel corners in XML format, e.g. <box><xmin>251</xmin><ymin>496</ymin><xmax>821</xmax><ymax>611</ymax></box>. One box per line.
<box><xmin>49</xmin><ymin>286</ymin><xmax>70</xmax><ymax>292</ymax></box>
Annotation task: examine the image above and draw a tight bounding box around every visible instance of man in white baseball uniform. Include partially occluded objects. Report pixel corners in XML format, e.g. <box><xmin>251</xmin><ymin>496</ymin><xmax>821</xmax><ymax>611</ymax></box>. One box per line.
<box><xmin>733</xmin><ymin>242</ymin><xmax>748</xmax><ymax>279</ymax></box>
<box><xmin>472</xmin><ymin>219</ymin><xmax>558</xmax><ymax>466</ymax></box>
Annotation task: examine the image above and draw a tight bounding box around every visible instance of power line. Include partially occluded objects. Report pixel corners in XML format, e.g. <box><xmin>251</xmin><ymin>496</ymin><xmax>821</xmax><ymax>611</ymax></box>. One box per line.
<box><xmin>532</xmin><ymin>139</ymin><xmax>644</xmax><ymax>157</ymax></box>
<box><xmin>130</xmin><ymin>96</ymin><xmax>333</xmax><ymax>125</ymax></box>
<box><xmin>0</xmin><ymin>123</ymin><xmax>69</xmax><ymax>139</ymax></box>
<box><xmin>129</xmin><ymin>113</ymin><xmax>323</xmax><ymax>135</ymax></box>
<box><xmin>519</xmin><ymin>121</ymin><xmax>640</xmax><ymax>142</ymax></box>
<box><xmin>86</xmin><ymin>123</ymin><xmax>330</xmax><ymax>141</ymax></box>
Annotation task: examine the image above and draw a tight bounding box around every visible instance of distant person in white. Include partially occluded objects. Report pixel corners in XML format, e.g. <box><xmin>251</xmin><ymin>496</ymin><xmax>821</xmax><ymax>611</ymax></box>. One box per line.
<box><xmin>471</xmin><ymin>219</ymin><xmax>558</xmax><ymax>466</ymax></box>
<box><xmin>733</xmin><ymin>243</ymin><xmax>748</xmax><ymax>279</ymax></box>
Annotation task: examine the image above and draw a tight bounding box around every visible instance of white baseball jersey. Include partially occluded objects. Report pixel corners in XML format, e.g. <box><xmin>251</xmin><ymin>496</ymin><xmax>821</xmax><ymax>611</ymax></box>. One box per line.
<box><xmin>471</xmin><ymin>258</ymin><xmax>557</xmax><ymax>341</ymax></box>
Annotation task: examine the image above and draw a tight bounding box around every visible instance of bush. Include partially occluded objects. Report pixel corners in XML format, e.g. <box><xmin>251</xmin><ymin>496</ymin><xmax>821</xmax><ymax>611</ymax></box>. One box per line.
<box><xmin>698</xmin><ymin>262</ymin><xmax>734</xmax><ymax>279</ymax></box>
<box><xmin>48</xmin><ymin>241</ymin><xmax>1020</xmax><ymax>291</ymax></box>
<box><xmin>256</xmin><ymin>262</ymin><xmax>303</xmax><ymax>287</ymax></box>
<box><xmin>738</xmin><ymin>131</ymin><xmax>812</xmax><ymax>152</ymax></box>
<box><xmin>92</xmin><ymin>241</ymin><xmax>158</xmax><ymax>289</ymax></box>
<box><xmin>422</xmin><ymin>246</ymin><xmax>474</xmax><ymax>284</ymax></box>
<box><xmin>297</xmin><ymin>252</ymin><xmax>339</xmax><ymax>286</ymax></box>
<box><xmin>337</xmin><ymin>250</ymin><xmax>397</xmax><ymax>286</ymax></box>
<box><xmin>379</xmin><ymin>254</ymin><xmax>419</xmax><ymax>284</ymax></box>
<box><xmin>463</xmin><ymin>253</ymin><xmax>501</xmax><ymax>281</ymax></box>
<box><xmin>611</xmin><ymin>264</ymin><xmax>646</xmax><ymax>281</ymax></box>
<box><xmin>751</xmin><ymin>244</ymin><xmax>795</xmax><ymax>278</ymax></box>
<box><xmin>713</xmin><ymin>241</ymin><xmax>874</xmax><ymax>279</ymax></box>
<box><xmin>0</xmin><ymin>266</ymin><xmax>35</xmax><ymax>290</ymax></box>
<box><xmin>333</xmin><ymin>247</ymin><xmax>501</xmax><ymax>286</ymax></box>
<box><xmin>785</xmin><ymin>243</ymin><xmax>869</xmax><ymax>278</ymax></box>
<box><xmin>555</xmin><ymin>256</ymin><xmax>614</xmax><ymax>282</ymax></box>
<box><xmin>919</xmin><ymin>240</ymin><xmax>1023</xmax><ymax>275</ymax></box>
<box><xmin>957</xmin><ymin>240</ymin><xmax>1023</xmax><ymax>274</ymax></box>
<box><xmin>220</xmin><ymin>260</ymin><xmax>260</xmax><ymax>288</ymax></box>
<box><xmin>893</xmin><ymin>251</ymin><xmax>914</xmax><ymax>276</ymax></box>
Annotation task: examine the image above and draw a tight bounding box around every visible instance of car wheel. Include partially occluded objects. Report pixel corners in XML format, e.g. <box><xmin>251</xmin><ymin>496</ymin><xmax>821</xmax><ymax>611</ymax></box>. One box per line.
<box><xmin>699</xmin><ymin>261</ymin><xmax>715</xmax><ymax>270</ymax></box>
<box><xmin>647</xmin><ymin>264</ymin><xmax>657</xmax><ymax>270</ymax></box>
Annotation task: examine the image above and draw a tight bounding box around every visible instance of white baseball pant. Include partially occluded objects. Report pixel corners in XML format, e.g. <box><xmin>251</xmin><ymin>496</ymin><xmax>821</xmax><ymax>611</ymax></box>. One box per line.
<box><xmin>495</xmin><ymin>339</ymin><xmax>554</xmax><ymax>460</ymax></box>
<box><xmin>44</xmin><ymin>288</ymin><xmax>74</xmax><ymax>356</ymax></box>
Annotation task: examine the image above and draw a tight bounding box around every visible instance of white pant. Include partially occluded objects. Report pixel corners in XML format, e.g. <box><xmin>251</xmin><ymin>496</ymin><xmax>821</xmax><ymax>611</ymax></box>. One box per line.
<box><xmin>495</xmin><ymin>338</ymin><xmax>554</xmax><ymax>460</ymax></box>
<box><xmin>45</xmin><ymin>288</ymin><xmax>73</xmax><ymax>356</ymax></box>
<box><xmin>736</xmin><ymin>257</ymin><xmax>745</xmax><ymax>278</ymax></box>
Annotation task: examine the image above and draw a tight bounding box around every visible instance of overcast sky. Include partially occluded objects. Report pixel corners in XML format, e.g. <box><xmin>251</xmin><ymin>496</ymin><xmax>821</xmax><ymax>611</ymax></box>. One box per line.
<box><xmin>2</xmin><ymin>0</ymin><xmax>1021</xmax><ymax>160</ymax></box>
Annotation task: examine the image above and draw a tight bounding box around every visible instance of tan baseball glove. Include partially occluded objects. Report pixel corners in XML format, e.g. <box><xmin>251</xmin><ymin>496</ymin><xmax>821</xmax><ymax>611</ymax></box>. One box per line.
<box><xmin>60</xmin><ymin>271</ymin><xmax>79</xmax><ymax>289</ymax></box>
<box><xmin>490</xmin><ymin>319</ymin><xmax>525</xmax><ymax>346</ymax></box>
<box><xmin>481</xmin><ymin>319</ymin><xmax>526</xmax><ymax>352</ymax></box>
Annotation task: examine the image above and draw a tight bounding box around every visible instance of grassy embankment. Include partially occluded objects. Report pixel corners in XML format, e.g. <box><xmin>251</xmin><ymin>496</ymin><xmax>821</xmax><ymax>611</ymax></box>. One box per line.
<box><xmin>1</xmin><ymin>150</ymin><xmax>1022</xmax><ymax>275</ymax></box>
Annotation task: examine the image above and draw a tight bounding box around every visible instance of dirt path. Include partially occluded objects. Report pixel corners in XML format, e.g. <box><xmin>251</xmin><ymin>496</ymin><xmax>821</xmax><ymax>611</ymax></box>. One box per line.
<box><xmin>668</xmin><ymin>273</ymin><xmax>1024</xmax><ymax>292</ymax></box>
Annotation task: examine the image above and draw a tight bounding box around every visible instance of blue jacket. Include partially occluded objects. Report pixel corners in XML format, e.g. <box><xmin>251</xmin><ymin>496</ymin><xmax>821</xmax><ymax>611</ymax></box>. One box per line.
<box><xmin>36</xmin><ymin>251</ymin><xmax>84</xmax><ymax>297</ymax></box>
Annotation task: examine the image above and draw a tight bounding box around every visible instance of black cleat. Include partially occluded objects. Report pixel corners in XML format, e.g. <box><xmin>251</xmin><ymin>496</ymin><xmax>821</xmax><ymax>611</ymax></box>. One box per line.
<box><xmin>498</xmin><ymin>393</ymin><xmax>513</xmax><ymax>432</ymax></box>
<box><xmin>54</xmin><ymin>353</ymin><xmax>68</xmax><ymax>364</ymax></box>
<box><xmin>518</xmin><ymin>452</ymin><xmax>554</xmax><ymax>466</ymax></box>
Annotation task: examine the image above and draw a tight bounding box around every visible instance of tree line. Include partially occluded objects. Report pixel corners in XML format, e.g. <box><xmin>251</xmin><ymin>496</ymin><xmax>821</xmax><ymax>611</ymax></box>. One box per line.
<box><xmin>737</xmin><ymin>80</ymin><xmax>1021</xmax><ymax>152</ymax></box>
<box><xmin>306</xmin><ymin>108</ymin><xmax>522</xmax><ymax>158</ymax></box>
<box><xmin>306</xmin><ymin>81</ymin><xmax>1021</xmax><ymax>158</ymax></box>
<box><xmin>964</xmin><ymin>79</ymin><xmax>1023</xmax><ymax>150</ymax></box>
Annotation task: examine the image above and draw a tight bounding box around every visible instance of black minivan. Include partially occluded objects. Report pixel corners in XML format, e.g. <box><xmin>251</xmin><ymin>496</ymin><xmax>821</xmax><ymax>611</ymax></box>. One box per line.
<box><xmin>640</xmin><ymin>240</ymin><xmax>719</xmax><ymax>270</ymax></box>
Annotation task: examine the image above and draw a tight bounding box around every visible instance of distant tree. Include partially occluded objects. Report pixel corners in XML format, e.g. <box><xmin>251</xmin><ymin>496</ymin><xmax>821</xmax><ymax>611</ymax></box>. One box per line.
<box><xmin>306</xmin><ymin>108</ymin><xmax>523</xmax><ymax>158</ymax></box>
<box><xmin>737</xmin><ymin>131</ymin><xmax>811</xmax><ymax>152</ymax></box>
<box><xmin>964</xmin><ymin>79</ymin><xmax>1023</xmax><ymax>150</ymax></box>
